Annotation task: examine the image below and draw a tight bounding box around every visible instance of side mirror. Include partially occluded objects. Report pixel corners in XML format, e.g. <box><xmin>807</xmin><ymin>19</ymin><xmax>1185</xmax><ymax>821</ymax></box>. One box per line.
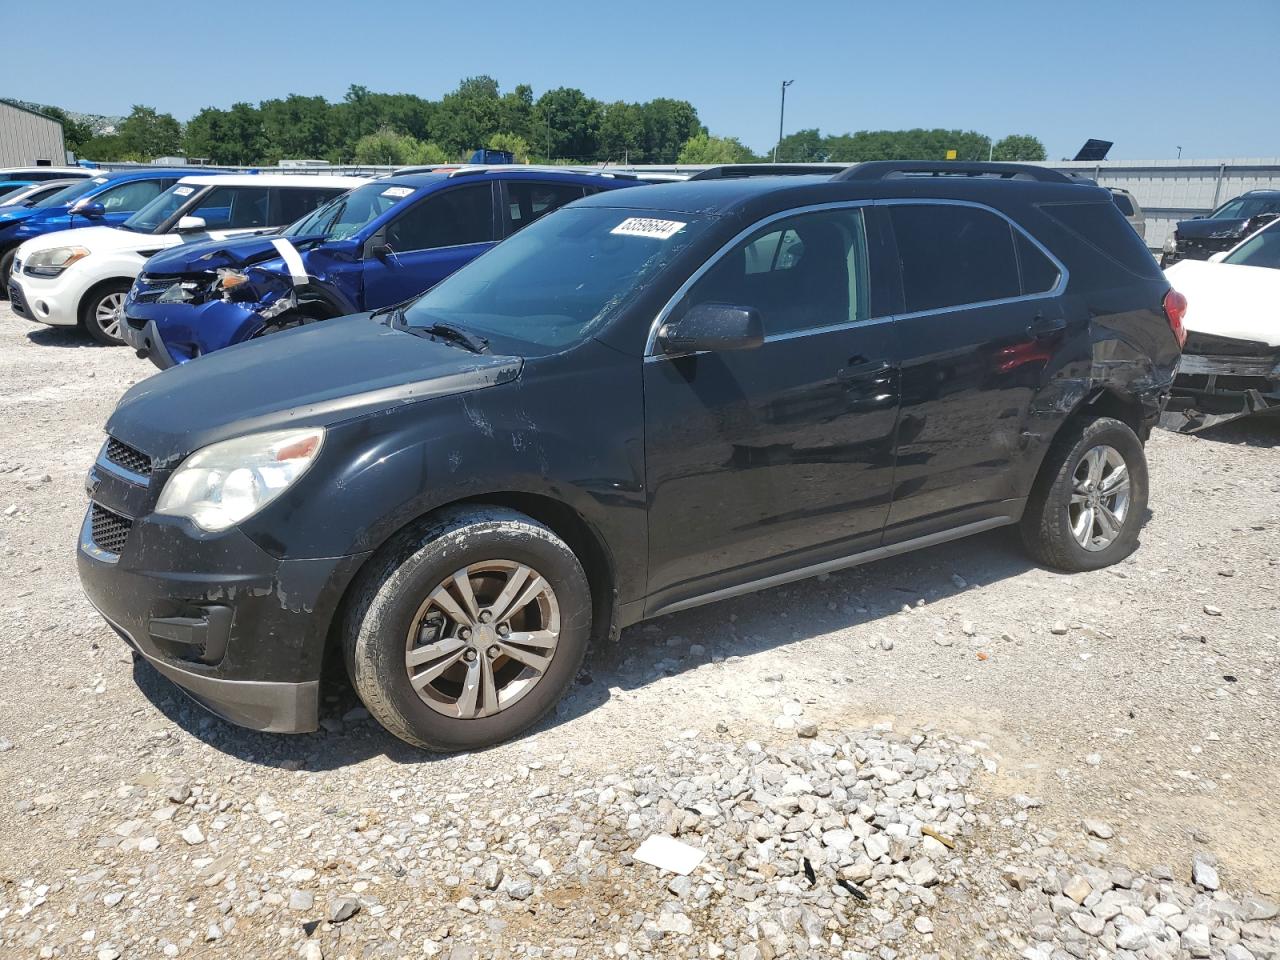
<box><xmin>175</xmin><ymin>215</ymin><xmax>207</xmax><ymax>232</ymax></box>
<box><xmin>657</xmin><ymin>303</ymin><xmax>764</xmax><ymax>354</ymax></box>
<box><xmin>76</xmin><ymin>201</ymin><xmax>106</xmax><ymax>219</ymax></box>
<box><xmin>364</xmin><ymin>231</ymin><xmax>392</xmax><ymax>259</ymax></box>
<box><xmin>1208</xmin><ymin>252</ymin><xmax>1228</xmax><ymax>263</ymax></box>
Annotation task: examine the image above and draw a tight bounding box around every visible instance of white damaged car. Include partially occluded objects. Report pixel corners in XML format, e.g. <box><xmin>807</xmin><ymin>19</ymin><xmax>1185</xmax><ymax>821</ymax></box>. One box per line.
<box><xmin>10</xmin><ymin>174</ymin><xmax>367</xmax><ymax>344</ymax></box>
<box><xmin>1163</xmin><ymin>218</ymin><xmax>1280</xmax><ymax>431</ymax></box>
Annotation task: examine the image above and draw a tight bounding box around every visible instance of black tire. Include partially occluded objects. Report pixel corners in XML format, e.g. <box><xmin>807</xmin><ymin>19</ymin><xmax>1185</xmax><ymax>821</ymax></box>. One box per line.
<box><xmin>1020</xmin><ymin>416</ymin><xmax>1149</xmax><ymax>572</ymax></box>
<box><xmin>80</xmin><ymin>280</ymin><xmax>133</xmax><ymax>345</ymax></box>
<box><xmin>342</xmin><ymin>506</ymin><xmax>593</xmax><ymax>752</ymax></box>
<box><xmin>0</xmin><ymin>248</ymin><xmax>15</xmax><ymax>295</ymax></box>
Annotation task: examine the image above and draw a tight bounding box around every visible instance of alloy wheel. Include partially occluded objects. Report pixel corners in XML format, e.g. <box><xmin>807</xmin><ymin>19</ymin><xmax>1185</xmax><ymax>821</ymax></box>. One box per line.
<box><xmin>1068</xmin><ymin>444</ymin><xmax>1130</xmax><ymax>551</ymax></box>
<box><xmin>403</xmin><ymin>560</ymin><xmax>560</xmax><ymax>719</ymax></box>
<box><xmin>95</xmin><ymin>293</ymin><xmax>126</xmax><ymax>340</ymax></box>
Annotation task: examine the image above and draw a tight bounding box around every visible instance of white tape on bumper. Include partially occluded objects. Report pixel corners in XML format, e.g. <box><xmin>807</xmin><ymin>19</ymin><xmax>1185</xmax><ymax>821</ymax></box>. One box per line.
<box><xmin>271</xmin><ymin>238</ymin><xmax>308</xmax><ymax>286</ymax></box>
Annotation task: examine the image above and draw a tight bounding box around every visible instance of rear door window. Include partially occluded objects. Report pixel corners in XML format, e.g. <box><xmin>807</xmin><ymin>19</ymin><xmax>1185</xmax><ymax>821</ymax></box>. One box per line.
<box><xmin>387</xmin><ymin>184</ymin><xmax>494</xmax><ymax>252</ymax></box>
<box><xmin>186</xmin><ymin>185</ymin><xmax>270</xmax><ymax>229</ymax></box>
<box><xmin>1014</xmin><ymin>232</ymin><xmax>1061</xmax><ymax>294</ymax></box>
<box><xmin>888</xmin><ymin>204</ymin><xmax>1021</xmax><ymax>312</ymax></box>
<box><xmin>271</xmin><ymin>187</ymin><xmax>346</xmax><ymax>226</ymax></box>
<box><xmin>504</xmin><ymin>181</ymin><xmax>585</xmax><ymax>236</ymax></box>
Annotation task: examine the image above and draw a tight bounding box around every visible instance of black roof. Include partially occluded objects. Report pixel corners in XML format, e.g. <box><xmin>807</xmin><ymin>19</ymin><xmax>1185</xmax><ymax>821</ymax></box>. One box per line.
<box><xmin>576</xmin><ymin>169</ymin><xmax>1107</xmax><ymax>222</ymax></box>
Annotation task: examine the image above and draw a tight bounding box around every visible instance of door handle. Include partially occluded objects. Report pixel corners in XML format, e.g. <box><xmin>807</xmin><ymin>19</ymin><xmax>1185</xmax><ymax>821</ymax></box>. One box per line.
<box><xmin>1027</xmin><ymin>312</ymin><xmax>1066</xmax><ymax>339</ymax></box>
<box><xmin>838</xmin><ymin>358</ymin><xmax>892</xmax><ymax>380</ymax></box>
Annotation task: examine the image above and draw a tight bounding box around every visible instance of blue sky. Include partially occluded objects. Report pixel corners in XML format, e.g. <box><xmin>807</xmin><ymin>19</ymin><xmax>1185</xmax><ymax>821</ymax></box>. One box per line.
<box><xmin>6</xmin><ymin>0</ymin><xmax>1278</xmax><ymax>160</ymax></box>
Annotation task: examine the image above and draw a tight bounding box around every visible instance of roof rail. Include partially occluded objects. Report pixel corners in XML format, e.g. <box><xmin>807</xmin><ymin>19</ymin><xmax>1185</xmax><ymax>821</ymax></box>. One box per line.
<box><xmin>687</xmin><ymin>163</ymin><xmax>846</xmax><ymax>181</ymax></box>
<box><xmin>832</xmin><ymin>161</ymin><xmax>1074</xmax><ymax>184</ymax></box>
<box><xmin>444</xmin><ymin>164</ymin><xmax>639</xmax><ymax>180</ymax></box>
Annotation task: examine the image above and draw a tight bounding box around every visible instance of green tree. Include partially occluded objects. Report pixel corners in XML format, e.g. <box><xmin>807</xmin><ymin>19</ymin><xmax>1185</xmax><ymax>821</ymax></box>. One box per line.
<box><xmin>353</xmin><ymin>127</ymin><xmax>418</xmax><ymax>165</ymax></box>
<box><xmin>776</xmin><ymin>128</ymin><xmax>827</xmax><ymax>162</ymax></box>
<box><xmin>259</xmin><ymin>95</ymin><xmax>335</xmax><ymax>161</ymax></box>
<box><xmin>433</xmin><ymin>76</ymin><xmax>503</xmax><ymax>154</ymax></box>
<box><xmin>534</xmin><ymin>87</ymin><xmax>602</xmax><ymax>161</ymax></box>
<box><xmin>77</xmin><ymin>133</ymin><xmax>127</xmax><ymax>162</ymax></box>
<box><xmin>405</xmin><ymin>140</ymin><xmax>450</xmax><ymax>165</ymax></box>
<box><xmin>991</xmin><ymin>134</ymin><xmax>1047</xmax><ymax>162</ymax></box>
<box><xmin>639</xmin><ymin>98</ymin><xmax>700</xmax><ymax>163</ymax></box>
<box><xmin>183</xmin><ymin>102</ymin><xmax>265</xmax><ymax>164</ymax></box>
<box><xmin>677</xmin><ymin>133</ymin><xmax>756</xmax><ymax>164</ymax></box>
<box><xmin>488</xmin><ymin>132</ymin><xmax>531</xmax><ymax>164</ymax></box>
<box><xmin>116</xmin><ymin>105</ymin><xmax>182</xmax><ymax>160</ymax></box>
<box><xmin>497</xmin><ymin>84</ymin><xmax>535</xmax><ymax>142</ymax></box>
<box><xmin>598</xmin><ymin>101</ymin><xmax>644</xmax><ymax>163</ymax></box>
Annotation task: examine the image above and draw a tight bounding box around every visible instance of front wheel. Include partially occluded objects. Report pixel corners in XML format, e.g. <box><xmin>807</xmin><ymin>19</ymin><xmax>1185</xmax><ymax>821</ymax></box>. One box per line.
<box><xmin>0</xmin><ymin>248</ymin><xmax>15</xmax><ymax>294</ymax></box>
<box><xmin>80</xmin><ymin>281</ymin><xmax>132</xmax><ymax>345</ymax></box>
<box><xmin>343</xmin><ymin>506</ymin><xmax>593</xmax><ymax>752</ymax></box>
<box><xmin>1020</xmin><ymin>416</ymin><xmax>1149</xmax><ymax>572</ymax></box>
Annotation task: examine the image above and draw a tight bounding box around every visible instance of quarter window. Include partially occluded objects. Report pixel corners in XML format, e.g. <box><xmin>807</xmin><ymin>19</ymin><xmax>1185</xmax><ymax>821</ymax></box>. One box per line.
<box><xmin>505</xmin><ymin>182</ymin><xmax>584</xmax><ymax>234</ymax></box>
<box><xmin>387</xmin><ymin>185</ymin><xmax>494</xmax><ymax>251</ymax></box>
<box><xmin>678</xmin><ymin>208</ymin><xmax>870</xmax><ymax>336</ymax></box>
<box><xmin>889</xmin><ymin>204</ymin><xmax>1021</xmax><ymax>313</ymax></box>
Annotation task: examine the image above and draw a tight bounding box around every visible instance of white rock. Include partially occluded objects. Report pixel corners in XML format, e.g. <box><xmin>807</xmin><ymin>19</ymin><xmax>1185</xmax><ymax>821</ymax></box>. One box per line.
<box><xmin>180</xmin><ymin>823</ymin><xmax>205</xmax><ymax>845</ymax></box>
<box><xmin>634</xmin><ymin>835</ymin><xmax>706</xmax><ymax>875</ymax></box>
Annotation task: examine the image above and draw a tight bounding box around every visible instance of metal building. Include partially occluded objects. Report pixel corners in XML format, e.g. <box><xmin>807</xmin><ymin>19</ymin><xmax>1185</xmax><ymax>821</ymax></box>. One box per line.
<box><xmin>0</xmin><ymin>101</ymin><xmax>66</xmax><ymax>166</ymax></box>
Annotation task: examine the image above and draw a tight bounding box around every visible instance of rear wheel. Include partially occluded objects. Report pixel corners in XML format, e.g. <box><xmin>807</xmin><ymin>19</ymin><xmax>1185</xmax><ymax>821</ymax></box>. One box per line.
<box><xmin>343</xmin><ymin>506</ymin><xmax>593</xmax><ymax>752</ymax></box>
<box><xmin>1020</xmin><ymin>416</ymin><xmax>1148</xmax><ymax>572</ymax></box>
<box><xmin>80</xmin><ymin>281</ymin><xmax>132</xmax><ymax>345</ymax></box>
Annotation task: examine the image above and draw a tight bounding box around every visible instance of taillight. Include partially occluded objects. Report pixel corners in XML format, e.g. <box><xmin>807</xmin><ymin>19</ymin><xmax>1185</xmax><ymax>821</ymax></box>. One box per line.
<box><xmin>1163</xmin><ymin>289</ymin><xmax>1188</xmax><ymax>349</ymax></box>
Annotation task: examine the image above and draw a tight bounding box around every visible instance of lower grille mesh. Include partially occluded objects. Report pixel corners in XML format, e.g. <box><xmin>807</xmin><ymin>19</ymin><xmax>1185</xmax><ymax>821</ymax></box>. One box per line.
<box><xmin>90</xmin><ymin>504</ymin><xmax>133</xmax><ymax>555</ymax></box>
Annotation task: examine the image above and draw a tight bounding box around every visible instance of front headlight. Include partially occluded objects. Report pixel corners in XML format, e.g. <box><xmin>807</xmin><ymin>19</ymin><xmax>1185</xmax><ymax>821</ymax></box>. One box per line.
<box><xmin>24</xmin><ymin>245</ymin><xmax>90</xmax><ymax>278</ymax></box>
<box><xmin>155</xmin><ymin>428</ymin><xmax>324</xmax><ymax>532</ymax></box>
<box><xmin>214</xmin><ymin>268</ymin><xmax>251</xmax><ymax>297</ymax></box>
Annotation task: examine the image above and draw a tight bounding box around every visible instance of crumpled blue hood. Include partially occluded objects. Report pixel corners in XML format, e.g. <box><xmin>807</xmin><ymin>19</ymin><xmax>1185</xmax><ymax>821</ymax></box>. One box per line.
<box><xmin>143</xmin><ymin>231</ymin><xmax>321</xmax><ymax>276</ymax></box>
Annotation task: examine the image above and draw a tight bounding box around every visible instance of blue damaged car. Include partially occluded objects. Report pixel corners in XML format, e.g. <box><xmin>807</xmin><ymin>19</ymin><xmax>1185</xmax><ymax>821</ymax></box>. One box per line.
<box><xmin>1</xmin><ymin>168</ymin><xmax>193</xmax><ymax>292</ymax></box>
<box><xmin>122</xmin><ymin>167</ymin><xmax>647</xmax><ymax>368</ymax></box>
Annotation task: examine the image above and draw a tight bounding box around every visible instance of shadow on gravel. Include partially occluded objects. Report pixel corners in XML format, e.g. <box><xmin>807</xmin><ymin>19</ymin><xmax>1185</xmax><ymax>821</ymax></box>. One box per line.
<box><xmin>1182</xmin><ymin>415</ymin><xmax>1280</xmax><ymax>449</ymax></box>
<box><xmin>25</xmin><ymin>325</ymin><xmax>103</xmax><ymax>348</ymax></box>
<box><xmin>134</xmin><ymin>527</ymin><xmax>1045</xmax><ymax>769</ymax></box>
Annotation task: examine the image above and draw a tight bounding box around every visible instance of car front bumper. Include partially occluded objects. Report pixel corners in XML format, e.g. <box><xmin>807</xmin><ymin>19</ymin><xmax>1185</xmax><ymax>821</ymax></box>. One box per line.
<box><xmin>1163</xmin><ymin>352</ymin><xmax>1280</xmax><ymax>432</ymax></box>
<box><xmin>7</xmin><ymin>269</ymin><xmax>81</xmax><ymax>326</ymax></box>
<box><xmin>122</xmin><ymin>298</ymin><xmax>259</xmax><ymax>369</ymax></box>
<box><xmin>77</xmin><ymin>455</ymin><xmax>370</xmax><ymax>733</ymax></box>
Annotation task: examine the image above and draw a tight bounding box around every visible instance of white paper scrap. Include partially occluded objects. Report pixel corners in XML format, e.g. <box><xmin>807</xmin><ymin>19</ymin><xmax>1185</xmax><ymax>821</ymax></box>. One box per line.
<box><xmin>634</xmin><ymin>834</ymin><xmax>706</xmax><ymax>875</ymax></box>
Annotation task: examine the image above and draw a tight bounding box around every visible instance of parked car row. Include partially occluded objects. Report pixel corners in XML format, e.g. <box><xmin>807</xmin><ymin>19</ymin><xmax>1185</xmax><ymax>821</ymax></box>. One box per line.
<box><xmin>64</xmin><ymin>160</ymin><xmax>1186</xmax><ymax>752</ymax></box>
<box><xmin>1161</xmin><ymin>189</ymin><xmax>1280</xmax><ymax>267</ymax></box>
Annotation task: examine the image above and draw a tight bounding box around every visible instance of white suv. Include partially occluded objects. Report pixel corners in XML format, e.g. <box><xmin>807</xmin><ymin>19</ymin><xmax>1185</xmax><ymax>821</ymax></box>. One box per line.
<box><xmin>11</xmin><ymin>174</ymin><xmax>368</xmax><ymax>344</ymax></box>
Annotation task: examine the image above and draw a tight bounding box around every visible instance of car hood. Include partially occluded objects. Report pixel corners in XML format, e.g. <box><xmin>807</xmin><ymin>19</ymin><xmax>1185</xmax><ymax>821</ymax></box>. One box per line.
<box><xmin>1177</xmin><ymin>217</ymin><xmax>1250</xmax><ymax>240</ymax></box>
<box><xmin>0</xmin><ymin>205</ymin><xmax>41</xmax><ymax>228</ymax></box>
<box><xmin>107</xmin><ymin>312</ymin><xmax>523</xmax><ymax>463</ymax></box>
<box><xmin>17</xmin><ymin>224</ymin><xmax>163</xmax><ymax>256</ymax></box>
<box><xmin>142</xmin><ymin>232</ymin><xmax>313</xmax><ymax>276</ymax></box>
<box><xmin>1165</xmin><ymin>259</ymin><xmax>1280</xmax><ymax>348</ymax></box>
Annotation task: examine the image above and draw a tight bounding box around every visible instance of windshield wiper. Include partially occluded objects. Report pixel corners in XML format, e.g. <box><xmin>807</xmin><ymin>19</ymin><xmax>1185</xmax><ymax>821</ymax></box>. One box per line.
<box><xmin>398</xmin><ymin>313</ymin><xmax>489</xmax><ymax>354</ymax></box>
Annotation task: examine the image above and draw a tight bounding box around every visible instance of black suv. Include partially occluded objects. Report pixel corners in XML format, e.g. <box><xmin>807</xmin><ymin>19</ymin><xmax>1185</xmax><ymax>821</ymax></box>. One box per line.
<box><xmin>1161</xmin><ymin>189</ymin><xmax>1280</xmax><ymax>266</ymax></box>
<box><xmin>79</xmin><ymin>162</ymin><xmax>1183</xmax><ymax>751</ymax></box>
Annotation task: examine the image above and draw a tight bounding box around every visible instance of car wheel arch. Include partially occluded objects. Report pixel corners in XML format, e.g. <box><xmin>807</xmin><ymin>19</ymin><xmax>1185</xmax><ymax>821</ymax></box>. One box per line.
<box><xmin>79</xmin><ymin>277</ymin><xmax>136</xmax><ymax>328</ymax></box>
<box><xmin>325</xmin><ymin>490</ymin><xmax>622</xmax><ymax>667</ymax></box>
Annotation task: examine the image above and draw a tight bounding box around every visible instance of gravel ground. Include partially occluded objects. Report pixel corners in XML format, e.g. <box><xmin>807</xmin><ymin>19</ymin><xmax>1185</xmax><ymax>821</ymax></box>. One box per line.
<box><xmin>0</xmin><ymin>302</ymin><xmax>1277</xmax><ymax>960</ymax></box>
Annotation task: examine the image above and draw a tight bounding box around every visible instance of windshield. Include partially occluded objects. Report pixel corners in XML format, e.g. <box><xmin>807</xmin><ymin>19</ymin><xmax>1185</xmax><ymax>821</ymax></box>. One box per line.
<box><xmin>34</xmin><ymin>176</ymin><xmax>108</xmax><ymax>209</ymax></box>
<box><xmin>0</xmin><ymin>186</ymin><xmax>26</xmax><ymax>205</ymax></box>
<box><xmin>1211</xmin><ymin>195</ymin><xmax>1280</xmax><ymax>220</ymax></box>
<box><xmin>401</xmin><ymin>206</ymin><xmax>712</xmax><ymax>353</ymax></box>
<box><xmin>283</xmin><ymin>181</ymin><xmax>407</xmax><ymax>240</ymax></box>
<box><xmin>123</xmin><ymin>182</ymin><xmax>202</xmax><ymax>233</ymax></box>
<box><xmin>1224</xmin><ymin>221</ymin><xmax>1280</xmax><ymax>269</ymax></box>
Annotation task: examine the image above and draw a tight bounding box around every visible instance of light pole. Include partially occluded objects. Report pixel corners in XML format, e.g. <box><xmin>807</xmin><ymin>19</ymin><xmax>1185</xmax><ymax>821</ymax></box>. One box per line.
<box><xmin>1176</xmin><ymin>145</ymin><xmax>1183</xmax><ymax>159</ymax></box>
<box><xmin>773</xmin><ymin>80</ymin><xmax>794</xmax><ymax>163</ymax></box>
